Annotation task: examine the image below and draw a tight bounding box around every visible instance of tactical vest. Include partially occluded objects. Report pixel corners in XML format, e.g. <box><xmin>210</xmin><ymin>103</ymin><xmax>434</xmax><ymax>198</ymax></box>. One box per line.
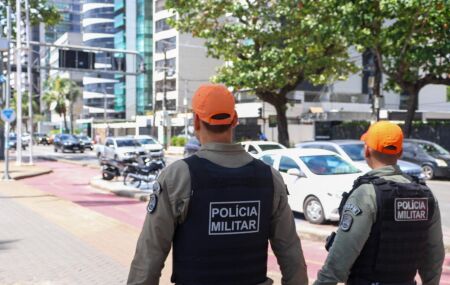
<box><xmin>340</xmin><ymin>174</ymin><xmax>435</xmax><ymax>283</ymax></box>
<box><xmin>171</xmin><ymin>155</ymin><xmax>274</xmax><ymax>285</ymax></box>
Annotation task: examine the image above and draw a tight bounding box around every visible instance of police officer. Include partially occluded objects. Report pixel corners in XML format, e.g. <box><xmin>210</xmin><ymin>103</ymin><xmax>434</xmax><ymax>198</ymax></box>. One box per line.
<box><xmin>128</xmin><ymin>84</ymin><xmax>308</xmax><ymax>285</ymax></box>
<box><xmin>314</xmin><ymin>121</ymin><xmax>444</xmax><ymax>285</ymax></box>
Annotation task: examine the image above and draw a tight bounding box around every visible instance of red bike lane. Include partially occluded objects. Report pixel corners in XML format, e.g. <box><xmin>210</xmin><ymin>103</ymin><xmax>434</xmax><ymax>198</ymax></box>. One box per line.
<box><xmin>22</xmin><ymin>161</ymin><xmax>450</xmax><ymax>283</ymax></box>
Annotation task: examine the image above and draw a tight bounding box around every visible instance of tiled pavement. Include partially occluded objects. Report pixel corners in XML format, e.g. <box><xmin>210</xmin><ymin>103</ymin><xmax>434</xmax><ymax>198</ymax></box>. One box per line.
<box><xmin>0</xmin><ymin>188</ymin><xmax>128</xmax><ymax>284</ymax></box>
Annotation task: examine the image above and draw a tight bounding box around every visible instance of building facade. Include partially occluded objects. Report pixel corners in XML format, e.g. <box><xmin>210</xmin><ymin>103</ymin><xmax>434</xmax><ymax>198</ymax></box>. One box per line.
<box><xmin>153</xmin><ymin>0</ymin><xmax>222</xmax><ymax>141</ymax></box>
<box><xmin>81</xmin><ymin>0</ymin><xmax>121</xmax><ymax>120</ymax></box>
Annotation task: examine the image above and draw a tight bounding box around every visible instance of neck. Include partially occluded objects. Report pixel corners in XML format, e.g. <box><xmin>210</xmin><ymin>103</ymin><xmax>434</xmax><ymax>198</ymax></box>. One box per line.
<box><xmin>198</xmin><ymin>131</ymin><xmax>233</xmax><ymax>145</ymax></box>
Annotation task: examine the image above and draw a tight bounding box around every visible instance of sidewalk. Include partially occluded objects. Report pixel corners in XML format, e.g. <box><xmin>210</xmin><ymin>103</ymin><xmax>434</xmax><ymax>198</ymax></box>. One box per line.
<box><xmin>0</xmin><ymin>161</ymin><xmax>52</xmax><ymax>180</ymax></box>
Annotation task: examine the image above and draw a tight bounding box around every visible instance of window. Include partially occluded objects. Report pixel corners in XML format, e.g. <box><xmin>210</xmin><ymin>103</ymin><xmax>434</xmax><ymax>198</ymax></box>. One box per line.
<box><xmin>340</xmin><ymin>144</ymin><xmax>365</xmax><ymax>161</ymax></box>
<box><xmin>248</xmin><ymin>145</ymin><xmax>258</xmax><ymax>154</ymax></box>
<box><xmin>155</xmin><ymin>0</ymin><xmax>166</xmax><ymax>12</ymax></box>
<box><xmin>260</xmin><ymin>155</ymin><xmax>275</xmax><ymax>167</ymax></box>
<box><xmin>279</xmin><ymin>156</ymin><xmax>299</xmax><ymax>173</ymax></box>
<box><xmin>155</xmin><ymin>58</ymin><xmax>176</xmax><ymax>73</ymax></box>
<box><xmin>319</xmin><ymin>145</ymin><xmax>338</xmax><ymax>154</ymax></box>
<box><xmin>155</xmin><ymin>79</ymin><xmax>176</xmax><ymax>93</ymax></box>
<box><xmin>300</xmin><ymin>155</ymin><xmax>360</xmax><ymax>175</ymax></box>
<box><xmin>105</xmin><ymin>139</ymin><xmax>113</xmax><ymax>147</ymax></box>
<box><xmin>259</xmin><ymin>144</ymin><xmax>283</xmax><ymax>152</ymax></box>
<box><xmin>155</xmin><ymin>17</ymin><xmax>174</xmax><ymax>33</ymax></box>
<box><xmin>156</xmin><ymin>37</ymin><xmax>176</xmax><ymax>53</ymax></box>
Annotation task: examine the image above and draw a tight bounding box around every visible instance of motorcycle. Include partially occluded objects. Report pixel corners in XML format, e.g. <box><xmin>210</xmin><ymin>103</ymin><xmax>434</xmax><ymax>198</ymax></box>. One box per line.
<box><xmin>123</xmin><ymin>154</ymin><xmax>165</xmax><ymax>188</ymax></box>
<box><xmin>100</xmin><ymin>158</ymin><xmax>128</xmax><ymax>181</ymax></box>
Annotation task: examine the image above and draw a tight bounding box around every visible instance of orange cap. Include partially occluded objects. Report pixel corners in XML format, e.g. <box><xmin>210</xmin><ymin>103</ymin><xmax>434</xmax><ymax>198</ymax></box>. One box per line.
<box><xmin>192</xmin><ymin>84</ymin><xmax>237</xmax><ymax>125</ymax></box>
<box><xmin>360</xmin><ymin>121</ymin><xmax>404</xmax><ymax>155</ymax></box>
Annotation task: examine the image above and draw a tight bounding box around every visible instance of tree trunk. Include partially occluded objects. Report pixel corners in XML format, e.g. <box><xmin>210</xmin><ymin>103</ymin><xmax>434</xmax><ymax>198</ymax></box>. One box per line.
<box><xmin>63</xmin><ymin>111</ymin><xmax>69</xmax><ymax>133</ymax></box>
<box><xmin>69</xmin><ymin>104</ymin><xmax>74</xmax><ymax>135</ymax></box>
<box><xmin>274</xmin><ymin>103</ymin><xmax>290</xmax><ymax>147</ymax></box>
<box><xmin>373</xmin><ymin>51</ymin><xmax>382</xmax><ymax>121</ymax></box>
<box><xmin>403</xmin><ymin>88</ymin><xmax>419</xmax><ymax>138</ymax></box>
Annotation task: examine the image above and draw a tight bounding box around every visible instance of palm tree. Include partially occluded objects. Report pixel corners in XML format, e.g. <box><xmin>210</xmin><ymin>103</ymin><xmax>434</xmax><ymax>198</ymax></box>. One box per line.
<box><xmin>43</xmin><ymin>76</ymin><xmax>82</xmax><ymax>134</ymax></box>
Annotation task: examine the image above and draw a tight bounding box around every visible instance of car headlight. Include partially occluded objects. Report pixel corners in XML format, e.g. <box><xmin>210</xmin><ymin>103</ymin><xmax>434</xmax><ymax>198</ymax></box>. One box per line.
<box><xmin>436</xmin><ymin>159</ymin><xmax>448</xmax><ymax>167</ymax></box>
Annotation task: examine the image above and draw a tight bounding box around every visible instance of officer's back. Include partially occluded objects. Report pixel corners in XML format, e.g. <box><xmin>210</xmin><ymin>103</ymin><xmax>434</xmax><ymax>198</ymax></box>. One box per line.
<box><xmin>314</xmin><ymin>121</ymin><xmax>444</xmax><ymax>285</ymax></box>
<box><xmin>127</xmin><ymin>84</ymin><xmax>308</xmax><ymax>285</ymax></box>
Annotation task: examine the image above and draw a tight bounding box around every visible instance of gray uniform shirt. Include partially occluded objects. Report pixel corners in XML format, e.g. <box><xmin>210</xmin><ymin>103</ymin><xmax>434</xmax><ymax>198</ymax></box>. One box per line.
<box><xmin>314</xmin><ymin>165</ymin><xmax>445</xmax><ymax>285</ymax></box>
<box><xmin>127</xmin><ymin>143</ymin><xmax>308</xmax><ymax>285</ymax></box>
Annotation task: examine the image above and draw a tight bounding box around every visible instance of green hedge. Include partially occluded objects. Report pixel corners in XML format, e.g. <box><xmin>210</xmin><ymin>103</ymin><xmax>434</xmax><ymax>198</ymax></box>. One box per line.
<box><xmin>170</xmin><ymin>136</ymin><xmax>187</xmax><ymax>146</ymax></box>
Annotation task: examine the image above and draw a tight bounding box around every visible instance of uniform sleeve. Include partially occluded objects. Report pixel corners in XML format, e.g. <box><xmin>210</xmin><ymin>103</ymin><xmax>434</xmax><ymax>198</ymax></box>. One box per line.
<box><xmin>127</xmin><ymin>168</ymin><xmax>177</xmax><ymax>285</ymax></box>
<box><xmin>313</xmin><ymin>185</ymin><xmax>377</xmax><ymax>285</ymax></box>
<box><xmin>418</xmin><ymin>200</ymin><xmax>445</xmax><ymax>285</ymax></box>
<box><xmin>269</xmin><ymin>169</ymin><xmax>308</xmax><ymax>285</ymax></box>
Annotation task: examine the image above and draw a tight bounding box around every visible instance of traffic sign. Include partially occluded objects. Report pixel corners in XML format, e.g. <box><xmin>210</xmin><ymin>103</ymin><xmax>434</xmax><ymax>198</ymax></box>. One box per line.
<box><xmin>1</xmin><ymin>108</ymin><xmax>16</xmax><ymax>123</ymax></box>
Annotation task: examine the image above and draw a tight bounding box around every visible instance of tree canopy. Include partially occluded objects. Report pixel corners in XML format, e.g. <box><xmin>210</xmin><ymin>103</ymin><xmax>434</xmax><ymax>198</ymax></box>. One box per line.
<box><xmin>335</xmin><ymin>0</ymin><xmax>450</xmax><ymax>136</ymax></box>
<box><xmin>166</xmin><ymin>0</ymin><xmax>356</xmax><ymax>146</ymax></box>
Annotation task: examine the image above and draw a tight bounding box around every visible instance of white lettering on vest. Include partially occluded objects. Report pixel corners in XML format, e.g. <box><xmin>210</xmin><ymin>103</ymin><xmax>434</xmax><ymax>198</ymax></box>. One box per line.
<box><xmin>209</xmin><ymin>201</ymin><xmax>261</xmax><ymax>235</ymax></box>
<box><xmin>395</xmin><ymin>198</ymin><xmax>429</xmax><ymax>221</ymax></box>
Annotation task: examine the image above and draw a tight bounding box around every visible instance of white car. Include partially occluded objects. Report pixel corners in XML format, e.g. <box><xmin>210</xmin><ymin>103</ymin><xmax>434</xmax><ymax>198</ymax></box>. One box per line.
<box><xmin>258</xmin><ymin>148</ymin><xmax>362</xmax><ymax>224</ymax></box>
<box><xmin>296</xmin><ymin>140</ymin><xmax>423</xmax><ymax>177</ymax></box>
<box><xmin>101</xmin><ymin>137</ymin><xmax>147</xmax><ymax>161</ymax></box>
<box><xmin>241</xmin><ymin>140</ymin><xmax>286</xmax><ymax>157</ymax></box>
<box><xmin>134</xmin><ymin>135</ymin><xmax>164</xmax><ymax>158</ymax></box>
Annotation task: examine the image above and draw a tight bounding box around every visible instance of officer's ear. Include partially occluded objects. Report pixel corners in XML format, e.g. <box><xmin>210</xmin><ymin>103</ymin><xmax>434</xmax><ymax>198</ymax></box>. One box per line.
<box><xmin>231</xmin><ymin>111</ymin><xmax>238</xmax><ymax>128</ymax></box>
<box><xmin>364</xmin><ymin>144</ymin><xmax>369</xmax><ymax>157</ymax></box>
<box><xmin>194</xmin><ymin>114</ymin><xmax>201</xmax><ymax>131</ymax></box>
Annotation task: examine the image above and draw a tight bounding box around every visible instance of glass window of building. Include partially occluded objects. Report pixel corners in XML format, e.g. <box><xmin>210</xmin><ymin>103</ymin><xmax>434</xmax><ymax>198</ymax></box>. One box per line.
<box><xmin>155</xmin><ymin>17</ymin><xmax>174</xmax><ymax>33</ymax></box>
<box><xmin>156</xmin><ymin>37</ymin><xmax>176</xmax><ymax>52</ymax></box>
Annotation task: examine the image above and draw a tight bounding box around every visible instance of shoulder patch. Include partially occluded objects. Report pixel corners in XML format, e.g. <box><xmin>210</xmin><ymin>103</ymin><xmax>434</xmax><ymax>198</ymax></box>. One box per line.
<box><xmin>343</xmin><ymin>203</ymin><xmax>362</xmax><ymax>216</ymax></box>
<box><xmin>152</xmin><ymin>181</ymin><xmax>161</xmax><ymax>194</ymax></box>
<box><xmin>340</xmin><ymin>213</ymin><xmax>353</xmax><ymax>232</ymax></box>
<box><xmin>147</xmin><ymin>194</ymin><xmax>158</xmax><ymax>214</ymax></box>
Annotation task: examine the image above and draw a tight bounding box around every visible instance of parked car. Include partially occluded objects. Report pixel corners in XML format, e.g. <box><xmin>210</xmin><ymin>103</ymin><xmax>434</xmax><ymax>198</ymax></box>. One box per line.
<box><xmin>97</xmin><ymin>137</ymin><xmax>147</xmax><ymax>161</ymax></box>
<box><xmin>402</xmin><ymin>139</ymin><xmax>450</xmax><ymax>180</ymax></box>
<box><xmin>49</xmin><ymin>133</ymin><xmax>61</xmax><ymax>145</ymax></box>
<box><xmin>34</xmin><ymin>133</ymin><xmax>50</xmax><ymax>145</ymax></box>
<box><xmin>134</xmin><ymin>135</ymin><xmax>164</xmax><ymax>158</ymax></box>
<box><xmin>22</xmin><ymin>133</ymin><xmax>31</xmax><ymax>145</ymax></box>
<box><xmin>184</xmin><ymin>136</ymin><xmax>201</xmax><ymax>157</ymax></box>
<box><xmin>7</xmin><ymin>133</ymin><xmax>27</xmax><ymax>150</ymax></box>
<box><xmin>77</xmin><ymin>135</ymin><xmax>94</xmax><ymax>150</ymax></box>
<box><xmin>241</xmin><ymin>140</ymin><xmax>286</xmax><ymax>157</ymax></box>
<box><xmin>296</xmin><ymin>140</ymin><xmax>423</xmax><ymax>178</ymax></box>
<box><xmin>258</xmin><ymin>148</ymin><xmax>362</xmax><ymax>224</ymax></box>
<box><xmin>54</xmin><ymin>134</ymin><xmax>84</xmax><ymax>153</ymax></box>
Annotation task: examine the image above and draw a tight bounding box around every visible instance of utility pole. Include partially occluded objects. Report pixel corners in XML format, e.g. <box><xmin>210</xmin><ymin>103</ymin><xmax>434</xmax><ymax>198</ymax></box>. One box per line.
<box><xmin>15</xmin><ymin>0</ymin><xmax>23</xmax><ymax>165</ymax></box>
<box><xmin>184</xmin><ymin>79</ymin><xmax>188</xmax><ymax>138</ymax></box>
<box><xmin>162</xmin><ymin>47</ymin><xmax>168</xmax><ymax>148</ymax></box>
<box><xmin>103</xmin><ymin>84</ymin><xmax>108</xmax><ymax>138</ymax></box>
<box><xmin>2</xmin><ymin>6</ymin><xmax>12</xmax><ymax>180</ymax></box>
<box><xmin>25</xmin><ymin>0</ymin><xmax>33</xmax><ymax>165</ymax></box>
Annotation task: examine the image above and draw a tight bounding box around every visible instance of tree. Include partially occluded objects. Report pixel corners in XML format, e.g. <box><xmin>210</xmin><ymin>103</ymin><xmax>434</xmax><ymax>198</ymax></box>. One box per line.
<box><xmin>43</xmin><ymin>77</ymin><xmax>82</xmax><ymax>134</ymax></box>
<box><xmin>9</xmin><ymin>91</ymin><xmax>39</xmax><ymax>132</ymax></box>
<box><xmin>335</xmin><ymin>0</ymin><xmax>450</xmax><ymax>137</ymax></box>
<box><xmin>0</xmin><ymin>0</ymin><xmax>60</xmax><ymax>36</ymax></box>
<box><xmin>166</xmin><ymin>0</ymin><xmax>356</xmax><ymax>146</ymax></box>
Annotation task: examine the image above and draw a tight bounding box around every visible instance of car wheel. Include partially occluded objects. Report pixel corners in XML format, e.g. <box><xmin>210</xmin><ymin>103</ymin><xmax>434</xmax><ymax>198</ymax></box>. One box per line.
<box><xmin>102</xmin><ymin>171</ymin><xmax>115</xmax><ymax>181</ymax></box>
<box><xmin>124</xmin><ymin>173</ymin><xmax>141</xmax><ymax>188</ymax></box>
<box><xmin>80</xmin><ymin>149</ymin><xmax>84</xmax><ymax>153</ymax></box>
<box><xmin>421</xmin><ymin>164</ymin><xmax>435</xmax><ymax>180</ymax></box>
<box><xmin>54</xmin><ymin>148</ymin><xmax>58</xmax><ymax>152</ymax></box>
<box><xmin>303</xmin><ymin>196</ymin><xmax>326</xmax><ymax>224</ymax></box>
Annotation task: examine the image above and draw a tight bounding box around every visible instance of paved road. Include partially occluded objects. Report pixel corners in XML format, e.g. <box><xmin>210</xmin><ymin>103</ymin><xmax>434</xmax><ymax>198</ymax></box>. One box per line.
<box><xmin>2</xmin><ymin>160</ymin><xmax>449</xmax><ymax>284</ymax></box>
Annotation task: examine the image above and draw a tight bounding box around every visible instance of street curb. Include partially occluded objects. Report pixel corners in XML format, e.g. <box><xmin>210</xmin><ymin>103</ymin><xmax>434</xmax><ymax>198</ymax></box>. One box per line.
<box><xmin>37</xmin><ymin>156</ymin><xmax>100</xmax><ymax>169</ymax></box>
<box><xmin>13</xmin><ymin>169</ymin><xmax>53</xmax><ymax>180</ymax></box>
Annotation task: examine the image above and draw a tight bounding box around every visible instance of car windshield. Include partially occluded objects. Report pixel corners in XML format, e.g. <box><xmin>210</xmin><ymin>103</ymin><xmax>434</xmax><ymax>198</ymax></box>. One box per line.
<box><xmin>340</xmin><ymin>143</ymin><xmax>365</xmax><ymax>161</ymax></box>
<box><xmin>300</xmin><ymin>155</ymin><xmax>361</xmax><ymax>175</ymax></box>
<box><xmin>259</xmin><ymin>144</ymin><xmax>283</xmax><ymax>152</ymax></box>
<box><xmin>418</xmin><ymin>142</ymin><xmax>449</xmax><ymax>156</ymax></box>
<box><xmin>116</xmin><ymin>139</ymin><xmax>140</xmax><ymax>147</ymax></box>
<box><xmin>79</xmin><ymin>136</ymin><xmax>89</xmax><ymax>140</ymax></box>
<box><xmin>137</xmin><ymin>138</ymin><xmax>157</xmax><ymax>145</ymax></box>
<box><xmin>61</xmin><ymin>135</ymin><xmax>78</xmax><ymax>141</ymax></box>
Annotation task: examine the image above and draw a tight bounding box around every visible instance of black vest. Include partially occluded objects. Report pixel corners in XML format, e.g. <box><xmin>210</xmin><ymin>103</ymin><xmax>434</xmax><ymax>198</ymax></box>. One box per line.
<box><xmin>171</xmin><ymin>155</ymin><xmax>274</xmax><ymax>285</ymax></box>
<box><xmin>340</xmin><ymin>174</ymin><xmax>435</xmax><ymax>283</ymax></box>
